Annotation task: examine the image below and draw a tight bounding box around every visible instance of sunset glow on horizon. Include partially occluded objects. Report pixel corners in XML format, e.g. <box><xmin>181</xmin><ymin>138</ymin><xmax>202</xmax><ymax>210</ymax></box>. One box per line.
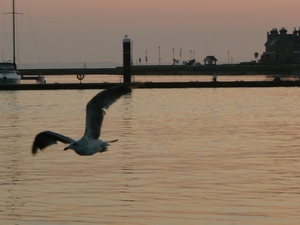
<box><xmin>0</xmin><ymin>0</ymin><xmax>299</xmax><ymax>67</ymax></box>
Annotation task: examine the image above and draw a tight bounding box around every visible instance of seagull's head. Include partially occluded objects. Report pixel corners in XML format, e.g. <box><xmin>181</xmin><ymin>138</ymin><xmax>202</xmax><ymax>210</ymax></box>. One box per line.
<box><xmin>64</xmin><ymin>139</ymin><xmax>88</xmax><ymax>155</ymax></box>
<box><xmin>64</xmin><ymin>141</ymin><xmax>80</xmax><ymax>152</ymax></box>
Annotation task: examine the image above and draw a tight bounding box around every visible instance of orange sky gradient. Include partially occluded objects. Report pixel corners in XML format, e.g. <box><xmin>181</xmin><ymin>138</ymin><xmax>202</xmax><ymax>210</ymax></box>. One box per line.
<box><xmin>0</xmin><ymin>0</ymin><xmax>299</xmax><ymax>67</ymax></box>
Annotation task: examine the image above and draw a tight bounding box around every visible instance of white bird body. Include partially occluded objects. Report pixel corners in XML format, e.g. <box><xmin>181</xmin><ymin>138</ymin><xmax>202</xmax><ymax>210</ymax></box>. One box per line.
<box><xmin>32</xmin><ymin>83</ymin><xmax>136</xmax><ymax>156</ymax></box>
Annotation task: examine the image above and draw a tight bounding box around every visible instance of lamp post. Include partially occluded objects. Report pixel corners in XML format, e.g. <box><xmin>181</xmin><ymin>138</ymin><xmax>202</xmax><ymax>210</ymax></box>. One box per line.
<box><xmin>172</xmin><ymin>48</ymin><xmax>175</xmax><ymax>65</ymax></box>
<box><xmin>145</xmin><ymin>51</ymin><xmax>148</xmax><ymax>65</ymax></box>
<box><xmin>159</xmin><ymin>46</ymin><xmax>161</xmax><ymax>65</ymax></box>
<box><xmin>228</xmin><ymin>51</ymin><xmax>229</xmax><ymax>64</ymax></box>
<box><xmin>180</xmin><ymin>47</ymin><xmax>182</xmax><ymax>65</ymax></box>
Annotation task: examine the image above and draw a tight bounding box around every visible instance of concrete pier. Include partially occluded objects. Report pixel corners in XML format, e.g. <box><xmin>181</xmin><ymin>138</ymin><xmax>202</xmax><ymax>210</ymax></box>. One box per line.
<box><xmin>1</xmin><ymin>80</ymin><xmax>300</xmax><ymax>91</ymax></box>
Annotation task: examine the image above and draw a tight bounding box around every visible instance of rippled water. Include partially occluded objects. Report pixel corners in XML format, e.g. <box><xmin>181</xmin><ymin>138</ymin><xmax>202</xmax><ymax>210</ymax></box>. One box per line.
<box><xmin>1</xmin><ymin>86</ymin><xmax>300</xmax><ymax>224</ymax></box>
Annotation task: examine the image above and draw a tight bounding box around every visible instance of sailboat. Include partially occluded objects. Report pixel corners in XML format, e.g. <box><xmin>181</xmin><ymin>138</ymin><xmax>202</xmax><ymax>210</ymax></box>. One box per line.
<box><xmin>0</xmin><ymin>0</ymin><xmax>21</xmax><ymax>84</ymax></box>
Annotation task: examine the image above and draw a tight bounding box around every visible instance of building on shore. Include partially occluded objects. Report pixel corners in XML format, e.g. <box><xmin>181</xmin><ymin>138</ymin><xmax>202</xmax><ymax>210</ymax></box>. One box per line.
<box><xmin>203</xmin><ymin>56</ymin><xmax>218</xmax><ymax>65</ymax></box>
<box><xmin>261</xmin><ymin>27</ymin><xmax>300</xmax><ymax>64</ymax></box>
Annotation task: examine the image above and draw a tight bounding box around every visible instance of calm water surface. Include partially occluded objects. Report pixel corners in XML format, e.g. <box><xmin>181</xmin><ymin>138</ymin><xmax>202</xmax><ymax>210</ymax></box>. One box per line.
<box><xmin>1</xmin><ymin>86</ymin><xmax>300</xmax><ymax>224</ymax></box>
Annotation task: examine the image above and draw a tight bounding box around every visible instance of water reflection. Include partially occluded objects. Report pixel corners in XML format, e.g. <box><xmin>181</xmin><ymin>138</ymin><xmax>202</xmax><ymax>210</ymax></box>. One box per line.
<box><xmin>0</xmin><ymin>91</ymin><xmax>25</xmax><ymax>221</ymax></box>
<box><xmin>115</xmin><ymin>93</ymin><xmax>140</xmax><ymax>206</ymax></box>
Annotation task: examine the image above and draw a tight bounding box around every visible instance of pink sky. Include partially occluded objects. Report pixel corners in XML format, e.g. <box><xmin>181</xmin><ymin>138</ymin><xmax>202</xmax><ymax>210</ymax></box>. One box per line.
<box><xmin>0</xmin><ymin>0</ymin><xmax>299</xmax><ymax>67</ymax></box>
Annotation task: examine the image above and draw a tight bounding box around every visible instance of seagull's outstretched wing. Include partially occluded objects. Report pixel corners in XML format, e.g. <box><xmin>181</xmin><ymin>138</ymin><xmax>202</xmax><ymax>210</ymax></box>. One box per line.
<box><xmin>84</xmin><ymin>83</ymin><xmax>134</xmax><ymax>139</ymax></box>
<box><xmin>32</xmin><ymin>131</ymin><xmax>74</xmax><ymax>155</ymax></box>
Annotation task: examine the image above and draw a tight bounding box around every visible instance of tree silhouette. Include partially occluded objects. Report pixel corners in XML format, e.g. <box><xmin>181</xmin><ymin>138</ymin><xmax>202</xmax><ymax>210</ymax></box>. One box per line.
<box><xmin>254</xmin><ymin>52</ymin><xmax>259</xmax><ymax>61</ymax></box>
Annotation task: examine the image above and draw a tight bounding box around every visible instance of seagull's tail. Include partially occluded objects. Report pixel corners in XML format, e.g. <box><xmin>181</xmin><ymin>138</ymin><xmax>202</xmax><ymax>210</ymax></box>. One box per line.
<box><xmin>100</xmin><ymin>139</ymin><xmax>118</xmax><ymax>153</ymax></box>
<box><xmin>107</xmin><ymin>139</ymin><xmax>118</xmax><ymax>143</ymax></box>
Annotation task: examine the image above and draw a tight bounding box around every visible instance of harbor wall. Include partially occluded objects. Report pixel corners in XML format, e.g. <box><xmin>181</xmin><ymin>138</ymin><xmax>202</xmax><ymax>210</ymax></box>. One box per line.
<box><xmin>18</xmin><ymin>64</ymin><xmax>300</xmax><ymax>76</ymax></box>
<box><xmin>1</xmin><ymin>81</ymin><xmax>300</xmax><ymax>91</ymax></box>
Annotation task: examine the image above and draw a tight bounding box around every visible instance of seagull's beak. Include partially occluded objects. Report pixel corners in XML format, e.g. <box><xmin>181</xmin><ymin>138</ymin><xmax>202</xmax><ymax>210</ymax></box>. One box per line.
<box><xmin>64</xmin><ymin>146</ymin><xmax>70</xmax><ymax>151</ymax></box>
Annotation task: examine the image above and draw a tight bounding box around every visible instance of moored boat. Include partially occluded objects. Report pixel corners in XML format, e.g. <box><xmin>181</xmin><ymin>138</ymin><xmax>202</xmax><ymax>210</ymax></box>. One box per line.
<box><xmin>0</xmin><ymin>62</ymin><xmax>21</xmax><ymax>84</ymax></box>
<box><xmin>0</xmin><ymin>0</ymin><xmax>21</xmax><ymax>84</ymax></box>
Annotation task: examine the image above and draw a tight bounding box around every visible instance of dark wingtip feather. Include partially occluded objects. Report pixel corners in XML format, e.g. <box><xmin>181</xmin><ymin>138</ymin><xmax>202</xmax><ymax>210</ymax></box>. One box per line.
<box><xmin>32</xmin><ymin>145</ymin><xmax>38</xmax><ymax>155</ymax></box>
<box><xmin>107</xmin><ymin>82</ymin><xmax>143</xmax><ymax>98</ymax></box>
<box><xmin>31</xmin><ymin>131</ymin><xmax>57</xmax><ymax>155</ymax></box>
<box><xmin>31</xmin><ymin>131</ymin><xmax>73</xmax><ymax>156</ymax></box>
<box><xmin>110</xmin><ymin>82</ymin><xmax>143</xmax><ymax>91</ymax></box>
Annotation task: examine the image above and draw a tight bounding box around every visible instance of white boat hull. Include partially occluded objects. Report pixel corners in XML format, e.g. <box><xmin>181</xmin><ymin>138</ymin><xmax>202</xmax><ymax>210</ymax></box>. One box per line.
<box><xmin>0</xmin><ymin>63</ymin><xmax>21</xmax><ymax>84</ymax></box>
<box><xmin>0</xmin><ymin>75</ymin><xmax>21</xmax><ymax>84</ymax></box>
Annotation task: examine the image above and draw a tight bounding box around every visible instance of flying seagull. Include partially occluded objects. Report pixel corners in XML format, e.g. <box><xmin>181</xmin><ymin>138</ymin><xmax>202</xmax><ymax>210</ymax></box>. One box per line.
<box><xmin>32</xmin><ymin>83</ymin><xmax>136</xmax><ymax>156</ymax></box>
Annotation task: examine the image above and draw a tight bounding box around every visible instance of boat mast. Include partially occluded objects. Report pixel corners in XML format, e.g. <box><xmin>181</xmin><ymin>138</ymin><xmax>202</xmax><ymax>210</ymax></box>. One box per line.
<box><xmin>12</xmin><ymin>0</ymin><xmax>16</xmax><ymax>69</ymax></box>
